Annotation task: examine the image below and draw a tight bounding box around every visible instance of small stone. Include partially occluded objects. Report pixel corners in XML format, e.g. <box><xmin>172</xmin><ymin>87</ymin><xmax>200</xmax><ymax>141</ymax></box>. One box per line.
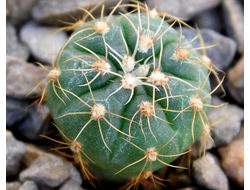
<box><xmin>222</xmin><ymin>0</ymin><xmax>244</xmax><ymax>53</ymax></box>
<box><xmin>209</xmin><ymin>96</ymin><xmax>244</xmax><ymax>146</ymax></box>
<box><xmin>218</xmin><ymin>125</ymin><xmax>244</xmax><ymax>187</ymax></box>
<box><xmin>6</xmin><ymin>97</ymin><xmax>50</xmax><ymax>140</ymax></box>
<box><xmin>191</xmin><ymin>133</ymin><xmax>214</xmax><ymax>158</ymax></box>
<box><xmin>6</xmin><ymin>130</ymin><xmax>26</xmax><ymax>177</ymax></box>
<box><xmin>59</xmin><ymin>180</ymin><xmax>85</xmax><ymax>190</ymax></box>
<box><xmin>192</xmin><ymin>8</ymin><xmax>223</xmax><ymax>32</ymax></box>
<box><xmin>20</xmin><ymin>143</ymin><xmax>48</xmax><ymax>167</ymax></box>
<box><xmin>227</xmin><ymin>55</ymin><xmax>244</xmax><ymax>88</ymax></box>
<box><xmin>20</xmin><ymin>22</ymin><xmax>68</xmax><ymax>65</ymax></box>
<box><xmin>31</xmin><ymin>0</ymin><xmax>125</xmax><ymax>25</ymax></box>
<box><xmin>6</xmin><ymin>182</ymin><xmax>21</xmax><ymax>190</ymax></box>
<box><xmin>68</xmin><ymin>163</ymin><xmax>82</xmax><ymax>185</ymax></box>
<box><xmin>192</xmin><ymin>152</ymin><xmax>229</xmax><ymax>190</ymax></box>
<box><xmin>19</xmin><ymin>153</ymin><xmax>78</xmax><ymax>188</ymax></box>
<box><xmin>146</xmin><ymin>0</ymin><xmax>222</xmax><ymax>19</ymax></box>
<box><xmin>176</xmin><ymin>27</ymin><xmax>237</xmax><ymax>71</ymax></box>
<box><xmin>19</xmin><ymin>181</ymin><xmax>39</xmax><ymax>190</ymax></box>
<box><xmin>6</xmin><ymin>21</ymin><xmax>30</xmax><ymax>61</ymax></box>
<box><xmin>6</xmin><ymin>56</ymin><xmax>50</xmax><ymax>99</ymax></box>
<box><xmin>226</xmin><ymin>55</ymin><xmax>244</xmax><ymax>105</ymax></box>
<box><xmin>6</xmin><ymin>96</ymin><xmax>29</xmax><ymax>127</ymax></box>
<box><xmin>27</xmin><ymin>150</ymin><xmax>83</xmax><ymax>186</ymax></box>
<box><xmin>6</xmin><ymin>0</ymin><xmax>38</xmax><ymax>26</ymax></box>
<box><xmin>18</xmin><ymin>103</ymin><xmax>50</xmax><ymax>141</ymax></box>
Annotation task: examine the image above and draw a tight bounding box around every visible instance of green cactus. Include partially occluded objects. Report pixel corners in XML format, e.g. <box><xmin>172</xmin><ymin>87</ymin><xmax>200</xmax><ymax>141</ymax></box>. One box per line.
<box><xmin>32</xmin><ymin>1</ymin><xmax>226</xmax><ymax>188</ymax></box>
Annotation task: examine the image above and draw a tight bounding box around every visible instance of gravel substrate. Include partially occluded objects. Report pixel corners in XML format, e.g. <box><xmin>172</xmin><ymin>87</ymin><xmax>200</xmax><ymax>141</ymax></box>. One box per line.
<box><xmin>6</xmin><ymin>0</ymin><xmax>244</xmax><ymax>189</ymax></box>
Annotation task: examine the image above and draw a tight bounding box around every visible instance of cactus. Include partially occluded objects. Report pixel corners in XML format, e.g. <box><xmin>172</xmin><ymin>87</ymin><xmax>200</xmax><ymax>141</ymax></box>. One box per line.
<box><xmin>31</xmin><ymin>0</ymin><xmax>226</xmax><ymax>188</ymax></box>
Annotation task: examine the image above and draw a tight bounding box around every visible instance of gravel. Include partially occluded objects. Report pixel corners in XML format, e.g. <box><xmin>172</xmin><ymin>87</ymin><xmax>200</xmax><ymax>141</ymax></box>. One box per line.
<box><xmin>5</xmin><ymin>0</ymin><xmax>244</xmax><ymax>189</ymax></box>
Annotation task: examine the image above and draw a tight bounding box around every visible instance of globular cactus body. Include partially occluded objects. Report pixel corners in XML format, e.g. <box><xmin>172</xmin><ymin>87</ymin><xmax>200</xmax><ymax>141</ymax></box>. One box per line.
<box><xmin>45</xmin><ymin>8</ymin><xmax>211</xmax><ymax>183</ymax></box>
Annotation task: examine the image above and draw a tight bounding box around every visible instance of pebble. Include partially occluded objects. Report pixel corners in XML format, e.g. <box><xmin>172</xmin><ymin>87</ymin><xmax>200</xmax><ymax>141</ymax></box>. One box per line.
<box><xmin>6</xmin><ymin>96</ymin><xmax>50</xmax><ymax>141</ymax></box>
<box><xmin>31</xmin><ymin>0</ymin><xmax>125</xmax><ymax>25</ymax></box>
<box><xmin>18</xmin><ymin>103</ymin><xmax>50</xmax><ymax>141</ymax></box>
<box><xmin>222</xmin><ymin>0</ymin><xmax>244</xmax><ymax>53</ymax></box>
<box><xmin>6</xmin><ymin>182</ymin><xmax>21</xmax><ymax>190</ymax></box>
<box><xmin>176</xmin><ymin>27</ymin><xmax>237</xmax><ymax>71</ymax></box>
<box><xmin>20</xmin><ymin>21</ymin><xmax>68</xmax><ymax>65</ymax></box>
<box><xmin>6</xmin><ymin>0</ymin><xmax>38</xmax><ymax>26</ymax></box>
<box><xmin>19</xmin><ymin>181</ymin><xmax>39</xmax><ymax>190</ymax></box>
<box><xmin>218</xmin><ymin>125</ymin><xmax>244</xmax><ymax>187</ymax></box>
<box><xmin>20</xmin><ymin>144</ymin><xmax>81</xmax><ymax>190</ymax></box>
<box><xmin>226</xmin><ymin>55</ymin><xmax>244</xmax><ymax>105</ymax></box>
<box><xmin>191</xmin><ymin>133</ymin><xmax>214</xmax><ymax>158</ymax></box>
<box><xmin>6</xmin><ymin>21</ymin><xmax>30</xmax><ymax>61</ymax></box>
<box><xmin>146</xmin><ymin>0</ymin><xmax>222</xmax><ymax>19</ymax></box>
<box><xmin>20</xmin><ymin>143</ymin><xmax>48</xmax><ymax>167</ymax></box>
<box><xmin>192</xmin><ymin>152</ymin><xmax>229</xmax><ymax>190</ymax></box>
<box><xmin>6</xmin><ymin>130</ymin><xmax>27</xmax><ymax>177</ymax></box>
<box><xmin>209</xmin><ymin>96</ymin><xmax>243</xmax><ymax>146</ymax></box>
<box><xmin>19</xmin><ymin>153</ymin><xmax>82</xmax><ymax>188</ymax></box>
<box><xmin>59</xmin><ymin>179</ymin><xmax>85</xmax><ymax>190</ymax></box>
<box><xmin>6</xmin><ymin>56</ymin><xmax>50</xmax><ymax>99</ymax></box>
<box><xmin>68</xmin><ymin>162</ymin><xmax>83</xmax><ymax>185</ymax></box>
<box><xmin>192</xmin><ymin>8</ymin><xmax>223</xmax><ymax>32</ymax></box>
<box><xmin>6</xmin><ymin>96</ymin><xmax>29</xmax><ymax>127</ymax></box>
